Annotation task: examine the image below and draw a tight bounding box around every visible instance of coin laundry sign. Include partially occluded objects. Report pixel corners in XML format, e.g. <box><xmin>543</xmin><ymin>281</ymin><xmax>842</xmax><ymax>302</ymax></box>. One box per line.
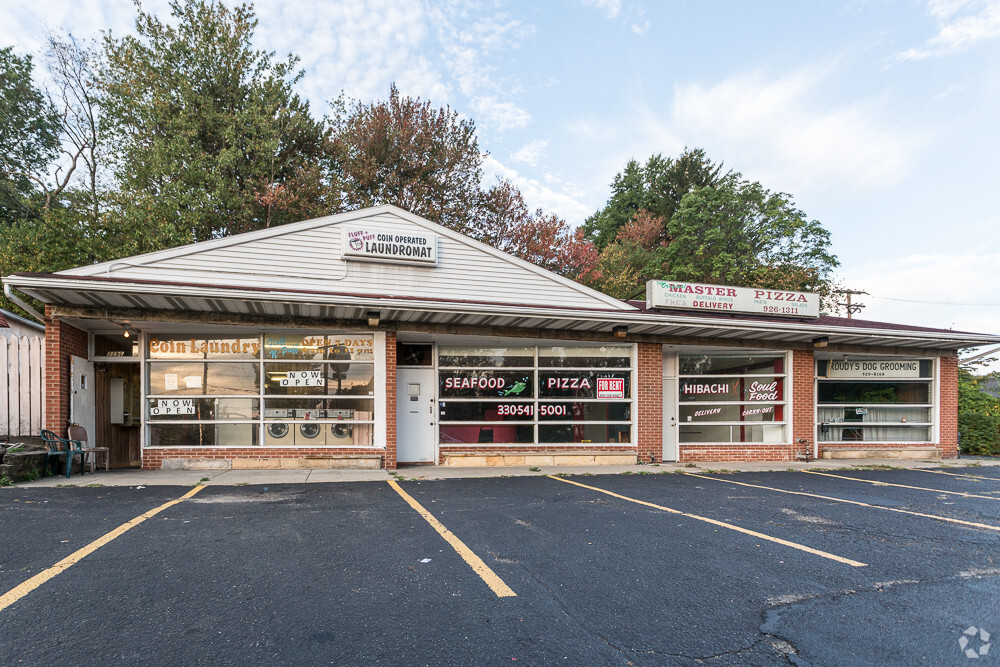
<box><xmin>646</xmin><ymin>280</ymin><xmax>820</xmax><ymax>318</ymax></box>
<box><xmin>342</xmin><ymin>224</ymin><xmax>437</xmax><ymax>265</ymax></box>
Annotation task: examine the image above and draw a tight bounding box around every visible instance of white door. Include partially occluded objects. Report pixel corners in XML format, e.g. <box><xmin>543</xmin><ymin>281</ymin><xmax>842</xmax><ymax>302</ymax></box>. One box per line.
<box><xmin>397</xmin><ymin>367</ymin><xmax>437</xmax><ymax>463</ymax></box>
<box><xmin>662</xmin><ymin>378</ymin><xmax>678</xmax><ymax>461</ymax></box>
<box><xmin>70</xmin><ymin>355</ymin><xmax>97</xmax><ymax>439</ymax></box>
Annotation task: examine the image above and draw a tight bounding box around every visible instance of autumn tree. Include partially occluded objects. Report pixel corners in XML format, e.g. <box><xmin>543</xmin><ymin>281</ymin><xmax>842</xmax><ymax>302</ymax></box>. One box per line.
<box><xmin>583</xmin><ymin>149</ymin><xmax>839</xmax><ymax>297</ymax></box>
<box><xmin>99</xmin><ymin>0</ymin><xmax>328</xmax><ymax>253</ymax></box>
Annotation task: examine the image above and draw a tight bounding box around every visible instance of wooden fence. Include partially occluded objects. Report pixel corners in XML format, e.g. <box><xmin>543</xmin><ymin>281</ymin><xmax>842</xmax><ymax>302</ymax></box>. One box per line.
<box><xmin>1</xmin><ymin>335</ymin><xmax>44</xmax><ymax>438</ymax></box>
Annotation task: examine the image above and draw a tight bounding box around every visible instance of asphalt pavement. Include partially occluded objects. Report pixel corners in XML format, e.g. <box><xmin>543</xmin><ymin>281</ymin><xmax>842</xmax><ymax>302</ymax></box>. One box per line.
<box><xmin>2</xmin><ymin>465</ymin><xmax>999</xmax><ymax>665</ymax></box>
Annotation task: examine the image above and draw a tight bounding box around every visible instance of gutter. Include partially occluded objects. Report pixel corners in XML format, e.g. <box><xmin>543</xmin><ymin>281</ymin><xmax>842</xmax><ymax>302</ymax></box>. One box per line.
<box><xmin>3</xmin><ymin>283</ymin><xmax>45</xmax><ymax>324</ymax></box>
<box><xmin>7</xmin><ymin>274</ymin><xmax>1000</xmax><ymax>348</ymax></box>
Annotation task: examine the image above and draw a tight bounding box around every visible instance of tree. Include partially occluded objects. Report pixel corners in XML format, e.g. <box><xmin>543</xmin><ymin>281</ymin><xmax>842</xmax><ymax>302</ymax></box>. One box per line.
<box><xmin>958</xmin><ymin>354</ymin><xmax>1000</xmax><ymax>455</ymax></box>
<box><xmin>663</xmin><ymin>176</ymin><xmax>837</xmax><ymax>292</ymax></box>
<box><xmin>99</xmin><ymin>0</ymin><xmax>328</xmax><ymax>253</ymax></box>
<box><xmin>326</xmin><ymin>84</ymin><xmax>484</xmax><ymax>232</ymax></box>
<box><xmin>583</xmin><ymin>149</ymin><xmax>839</xmax><ymax>296</ymax></box>
<box><xmin>0</xmin><ymin>46</ymin><xmax>61</xmax><ymax>224</ymax></box>
<box><xmin>582</xmin><ymin>148</ymin><xmax>728</xmax><ymax>250</ymax></box>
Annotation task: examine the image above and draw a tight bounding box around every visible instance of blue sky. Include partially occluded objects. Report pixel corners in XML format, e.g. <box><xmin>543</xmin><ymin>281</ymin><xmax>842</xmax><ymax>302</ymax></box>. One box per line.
<box><xmin>3</xmin><ymin>0</ymin><xmax>999</xmax><ymax>359</ymax></box>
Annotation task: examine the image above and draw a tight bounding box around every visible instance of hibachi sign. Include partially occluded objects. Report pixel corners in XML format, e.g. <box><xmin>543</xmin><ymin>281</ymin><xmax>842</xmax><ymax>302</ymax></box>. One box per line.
<box><xmin>342</xmin><ymin>224</ymin><xmax>437</xmax><ymax>265</ymax></box>
<box><xmin>646</xmin><ymin>280</ymin><xmax>820</xmax><ymax>319</ymax></box>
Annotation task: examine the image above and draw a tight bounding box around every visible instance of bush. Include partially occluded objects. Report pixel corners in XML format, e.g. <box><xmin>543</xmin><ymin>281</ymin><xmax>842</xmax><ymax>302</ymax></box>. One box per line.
<box><xmin>959</xmin><ymin>413</ymin><xmax>1000</xmax><ymax>456</ymax></box>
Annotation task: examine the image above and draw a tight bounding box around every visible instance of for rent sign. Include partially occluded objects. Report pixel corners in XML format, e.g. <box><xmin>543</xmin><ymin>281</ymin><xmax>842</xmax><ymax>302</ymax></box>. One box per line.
<box><xmin>342</xmin><ymin>224</ymin><xmax>437</xmax><ymax>265</ymax></box>
<box><xmin>646</xmin><ymin>280</ymin><xmax>820</xmax><ymax>318</ymax></box>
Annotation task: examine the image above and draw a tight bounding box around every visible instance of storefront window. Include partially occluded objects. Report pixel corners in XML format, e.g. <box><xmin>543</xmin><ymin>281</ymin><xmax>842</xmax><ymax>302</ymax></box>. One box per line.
<box><xmin>146</xmin><ymin>332</ymin><xmax>377</xmax><ymax>448</ymax></box>
<box><xmin>816</xmin><ymin>358</ymin><xmax>934</xmax><ymax>443</ymax></box>
<box><xmin>678</xmin><ymin>353</ymin><xmax>787</xmax><ymax>444</ymax></box>
<box><xmin>438</xmin><ymin>344</ymin><xmax>632</xmax><ymax>446</ymax></box>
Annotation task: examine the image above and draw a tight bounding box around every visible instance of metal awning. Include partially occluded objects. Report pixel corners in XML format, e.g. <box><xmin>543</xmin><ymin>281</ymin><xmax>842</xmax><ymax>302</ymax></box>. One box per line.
<box><xmin>6</xmin><ymin>273</ymin><xmax>1000</xmax><ymax>351</ymax></box>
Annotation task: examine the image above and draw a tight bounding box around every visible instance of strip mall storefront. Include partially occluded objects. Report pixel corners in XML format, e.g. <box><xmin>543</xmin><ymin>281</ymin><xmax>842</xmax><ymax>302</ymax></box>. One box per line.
<box><xmin>5</xmin><ymin>205</ymin><xmax>997</xmax><ymax>469</ymax></box>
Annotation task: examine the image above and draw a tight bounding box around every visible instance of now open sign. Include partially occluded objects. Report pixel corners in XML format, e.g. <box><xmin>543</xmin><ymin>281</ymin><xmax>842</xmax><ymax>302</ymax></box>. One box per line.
<box><xmin>596</xmin><ymin>378</ymin><xmax>625</xmax><ymax>399</ymax></box>
<box><xmin>280</xmin><ymin>370</ymin><xmax>326</xmax><ymax>387</ymax></box>
<box><xmin>151</xmin><ymin>399</ymin><xmax>195</xmax><ymax>416</ymax></box>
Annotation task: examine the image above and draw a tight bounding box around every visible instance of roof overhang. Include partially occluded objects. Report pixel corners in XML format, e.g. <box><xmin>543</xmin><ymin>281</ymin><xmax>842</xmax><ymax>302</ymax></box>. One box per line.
<box><xmin>6</xmin><ymin>274</ymin><xmax>1000</xmax><ymax>352</ymax></box>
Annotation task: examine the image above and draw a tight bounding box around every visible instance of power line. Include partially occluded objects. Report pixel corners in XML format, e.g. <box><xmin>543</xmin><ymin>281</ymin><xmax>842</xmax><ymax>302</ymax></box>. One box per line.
<box><xmin>868</xmin><ymin>294</ymin><xmax>1000</xmax><ymax>306</ymax></box>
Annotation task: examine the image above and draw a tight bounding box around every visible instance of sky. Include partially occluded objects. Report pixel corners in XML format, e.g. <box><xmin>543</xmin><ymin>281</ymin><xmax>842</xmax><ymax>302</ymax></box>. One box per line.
<box><xmin>3</xmin><ymin>0</ymin><xmax>999</xmax><ymax>364</ymax></box>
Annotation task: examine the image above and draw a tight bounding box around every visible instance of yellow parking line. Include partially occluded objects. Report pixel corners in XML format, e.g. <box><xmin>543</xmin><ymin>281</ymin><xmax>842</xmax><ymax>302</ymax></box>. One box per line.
<box><xmin>548</xmin><ymin>475</ymin><xmax>866</xmax><ymax>567</ymax></box>
<box><xmin>685</xmin><ymin>473</ymin><xmax>1000</xmax><ymax>532</ymax></box>
<box><xmin>387</xmin><ymin>480</ymin><xmax>516</xmax><ymax>598</ymax></box>
<box><xmin>0</xmin><ymin>485</ymin><xmax>206</xmax><ymax>613</ymax></box>
<box><xmin>915</xmin><ymin>468</ymin><xmax>1000</xmax><ymax>483</ymax></box>
<box><xmin>803</xmin><ymin>470</ymin><xmax>1000</xmax><ymax>500</ymax></box>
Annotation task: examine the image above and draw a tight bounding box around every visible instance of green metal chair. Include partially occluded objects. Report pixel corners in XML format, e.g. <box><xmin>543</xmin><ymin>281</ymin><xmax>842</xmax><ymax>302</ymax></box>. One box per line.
<box><xmin>40</xmin><ymin>430</ymin><xmax>86</xmax><ymax>479</ymax></box>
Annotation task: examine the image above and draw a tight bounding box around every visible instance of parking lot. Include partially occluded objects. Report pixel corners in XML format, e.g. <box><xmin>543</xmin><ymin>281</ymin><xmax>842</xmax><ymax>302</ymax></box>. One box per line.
<box><xmin>2</xmin><ymin>466</ymin><xmax>999</xmax><ymax>665</ymax></box>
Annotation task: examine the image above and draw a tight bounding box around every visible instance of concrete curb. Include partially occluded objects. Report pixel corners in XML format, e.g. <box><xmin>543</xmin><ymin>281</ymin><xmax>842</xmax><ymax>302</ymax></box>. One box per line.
<box><xmin>5</xmin><ymin>457</ymin><xmax>998</xmax><ymax>487</ymax></box>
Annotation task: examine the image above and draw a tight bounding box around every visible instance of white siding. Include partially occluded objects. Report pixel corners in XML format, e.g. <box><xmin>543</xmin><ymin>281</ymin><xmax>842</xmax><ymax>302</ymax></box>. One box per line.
<box><xmin>63</xmin><ymin>209</ymin><xmax>628</xmax><ymax>311</ymax></box>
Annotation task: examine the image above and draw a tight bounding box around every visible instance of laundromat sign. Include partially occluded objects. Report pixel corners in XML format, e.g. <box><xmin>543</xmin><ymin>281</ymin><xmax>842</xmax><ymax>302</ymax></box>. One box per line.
<box><xmin>342</xmin><ymin>224</ymin><xmax>437</xmax><ymax>265</ymax></box>
<box><xmin>646</xmin><ymin>280</ymin><xmax>820</xmax><ymax>318</ymax></box>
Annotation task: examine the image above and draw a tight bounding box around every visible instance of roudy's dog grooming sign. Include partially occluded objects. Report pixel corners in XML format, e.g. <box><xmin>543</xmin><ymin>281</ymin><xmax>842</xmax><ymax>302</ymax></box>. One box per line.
<box><xmin>646</xmin><ymin>280</ymin><xmax>820</xmax><ymax>318</ymax></box>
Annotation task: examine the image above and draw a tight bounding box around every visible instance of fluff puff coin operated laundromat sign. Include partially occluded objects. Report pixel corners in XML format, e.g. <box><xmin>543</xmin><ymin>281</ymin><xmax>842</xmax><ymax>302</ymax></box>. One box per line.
<box><xmin>342</xmin><ymin>224</ymin><xmax>437</xmax><ymax>265</ymax></box>
<box><xmin>646</xmin><ymin>280</ymin><xmax>820</xmax><ymax>318</ymax></box>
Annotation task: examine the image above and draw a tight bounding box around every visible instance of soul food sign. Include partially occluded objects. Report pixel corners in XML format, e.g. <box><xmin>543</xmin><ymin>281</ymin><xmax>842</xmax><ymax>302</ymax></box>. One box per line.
<box><xmin>342</xmin><ymin>224</ymin><xmax>437</xmax><ymax>265</ymax></box>
<box><xmin>646</xmin><ymin>280</ymin><xmax>819</xmax><ymax>318</ymax></box>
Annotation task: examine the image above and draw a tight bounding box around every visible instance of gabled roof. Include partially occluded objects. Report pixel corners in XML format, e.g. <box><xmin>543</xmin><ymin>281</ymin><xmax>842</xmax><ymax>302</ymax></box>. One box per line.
<box><xmin>4</xmin><ymin>205</ymin><xmax>999</xmax><ymax>350</ymax></box>
<box><xmin>57</xmin><ymin>205</ymin><xmax>632</xmax><ymax>312</ymax></box>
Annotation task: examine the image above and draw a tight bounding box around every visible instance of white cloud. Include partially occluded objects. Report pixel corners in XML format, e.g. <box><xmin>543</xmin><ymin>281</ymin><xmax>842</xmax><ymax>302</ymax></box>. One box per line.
<box><xmin>579</xmin><ymin>0</ymin><xmax>623</xmax><ymax>20</ymax></box>
<box><xmin>511</xmin><ymin>139</ymin><xmax>549</xmax><ymax>166</ymax></box>
<box><xmin>894</xmin><ymin>0</ymin><xmax>1000</xmax><ymax>61</ymax></box>
<box><xmin>483</xmin><ymin>156</ymin><xmax>593</xmax><ymax>225</ymax></box>
<box><xmin>667</xmin><ymin>66</ymin><xmax>928</xmax><ymax>196</ymax></box>
<box><xmin>426</xmin><ymin>3</ymin><xmax>534</xmax><ymax>133</ymax></box>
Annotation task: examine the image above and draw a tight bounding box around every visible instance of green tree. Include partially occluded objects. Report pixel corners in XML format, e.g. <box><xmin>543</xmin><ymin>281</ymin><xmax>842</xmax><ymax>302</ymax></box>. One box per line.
<box><xmin>958</xmin><ymin>354</ymin><xmax>1000</xmax><ymax>455</ymax></box>
<box><xmin>0</xmin><ymin>46</ymin><xmax>61</xmax><ymax>224</ymax></box>
<box><xmin>99</xmin><ymin>0</ymin><xmax>328</xmax><ymax>253</ymax></box>
<box><xmin>582</xmin><ymin>148</ymin><xmax>728</xmax><ymax>250</ymax></box>
<box><xmin>663</xmin><ymin>176</ymin><xmax>837</xmax><ymax>292</ymax></box>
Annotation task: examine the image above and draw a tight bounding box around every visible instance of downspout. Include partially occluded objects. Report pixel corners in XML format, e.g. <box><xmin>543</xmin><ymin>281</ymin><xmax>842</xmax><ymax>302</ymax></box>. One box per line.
<box><xmin>4</xmin><ymin>283</ymin><xmax>46</xmax><ymax>324</ymax></box>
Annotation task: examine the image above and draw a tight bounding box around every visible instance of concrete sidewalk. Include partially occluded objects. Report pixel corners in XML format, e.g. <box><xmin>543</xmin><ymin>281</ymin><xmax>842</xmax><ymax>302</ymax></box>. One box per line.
<box><xmin>9</xmin><ymin>456</ymin><xmax>999</xmax><ymax>487</ymax></box>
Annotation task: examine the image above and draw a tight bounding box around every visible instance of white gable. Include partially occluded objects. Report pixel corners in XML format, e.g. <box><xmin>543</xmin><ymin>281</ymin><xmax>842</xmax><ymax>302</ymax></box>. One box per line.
<box><xmin>61</xmin><ymin>206</ymin><xmax>632</xmax><ymax>311</ymax></box>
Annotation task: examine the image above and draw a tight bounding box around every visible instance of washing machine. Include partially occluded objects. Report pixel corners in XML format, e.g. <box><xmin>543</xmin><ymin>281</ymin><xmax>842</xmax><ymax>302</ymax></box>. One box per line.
<box><xmin>264</xmin><ymin>408</ymin><xmax>293</xmax><ymax>445</ymax></box>
<box><xmin>295</xmin><ymin>408</ymin><xmax>326</xmax><ymax>445</ymax></box>
<box><xmin>328</xmin><ymin>408</ymin><xmax>355</xmax><ymax>445</ymax></box>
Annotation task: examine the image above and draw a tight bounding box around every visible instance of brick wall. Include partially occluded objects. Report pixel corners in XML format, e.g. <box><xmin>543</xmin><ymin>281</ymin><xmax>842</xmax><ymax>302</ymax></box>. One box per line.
<box><xmin>939</xmin><ymin>352</ymin><xmax>958</xmax><ymax>458</ymax></box>
<box><xmin>791</xmin><ymin>349</ymin><xmax>814</xmax><ymax>459</ymax></box>
<box><xmin>43</xmin><ymin>307</ymin><xmax>88</xmax><ymax>438</ymax></box>
<box><xmin>680</xmin><ymin>444</ymin><xmax>795</xmax><ymax>462</ymax></box>
<box><xmin>636</xmin><ymin>342</ymin><xmax>663</xmax><ymax>463</ymax></box>
<box><xmin>142</xmin><ymin>448</ymin><xmax>385</xmax><ymax>470</ymax></box>
<box><xmin>384</xmin><ymin>331</ymin><xmax>397</xmax><ymax>470</ymax></box>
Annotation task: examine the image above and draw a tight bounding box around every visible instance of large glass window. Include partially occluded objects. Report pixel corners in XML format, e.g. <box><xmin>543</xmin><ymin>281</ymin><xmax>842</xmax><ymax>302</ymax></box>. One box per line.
<box><xmin>438</xmin><ymin>344</ymin><xmax>632</xmax><ymax>445</ymax></box>
<box><xmin>146</xmin><ymin>332</ymin><xmax>376</xmax><ymax>448</ymax></box>
<box><xmin>816</xmin><ymin>358</ymin><xmax>934</xmax><ymax>443</ymax></box>
<box><xmin>678</xmin><ymin>353</ymin><xmax>788</xmax><ymax>444</ymax></box>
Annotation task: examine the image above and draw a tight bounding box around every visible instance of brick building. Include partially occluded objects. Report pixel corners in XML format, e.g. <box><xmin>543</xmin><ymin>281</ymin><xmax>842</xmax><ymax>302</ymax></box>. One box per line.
<box><xmin>4</xmin><ymin>205</ymin><xmax>997</xmax><ymax>470</ymax></box>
